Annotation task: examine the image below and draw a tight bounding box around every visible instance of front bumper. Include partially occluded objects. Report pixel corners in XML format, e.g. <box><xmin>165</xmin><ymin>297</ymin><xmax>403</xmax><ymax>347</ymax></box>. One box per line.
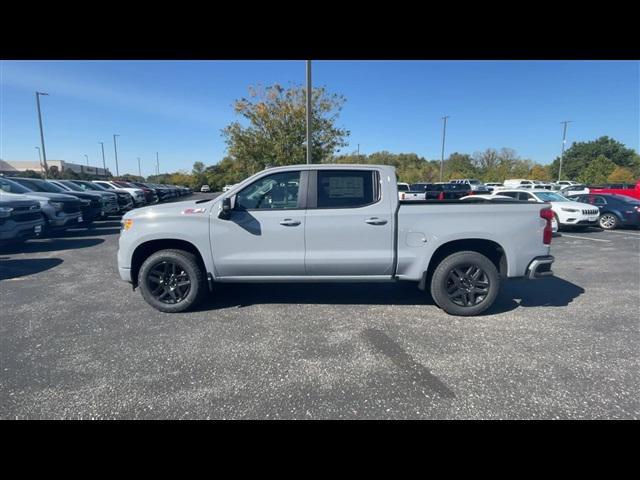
<box><xmin>0</xmin><ymin>218</ymin><xmax>45</xmax><ymax>241</ymax></box>
<box><xmin>48</xmin><ymin>211</ymin><xmax>83</xmax><ymax>228</ymax></box>
<box><xmin>526</xmin><ymin>255</ymin><xmax>555</xmax><ymax>279</ymax></box>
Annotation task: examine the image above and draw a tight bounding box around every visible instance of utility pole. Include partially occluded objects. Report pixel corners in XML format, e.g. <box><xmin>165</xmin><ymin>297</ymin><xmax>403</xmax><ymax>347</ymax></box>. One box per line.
<box><xmin>35</xmin><ymin>92</ymin><xmax>49</xmax><ymax>179</ymax></box>
<box><xmin>84</xmin><ymin>154</ymin><xmax>89</xmax><ymax>166</ymax></box>
<box><xmin>558</xmin><ymin>121</ymin><xmax>572</xmax><ymax>182</ymax></box>
<box><xmin>35</xmin><ymin>146</ymin><xmax>42</xmax><ymax>171</ymax></box>
<box><xmin>137</xmin><ymin>157</ymin><xmax>142</xmax><ymax>178</ymax></box>
<box><xmin>357</xmin><ymin>144</ymin><xmax>360</xmax><ymax>157</ymax></box>
<box><xmin>113</xmin><ymin>134</ymin><xmax>120</xmax><ymax>177</ymax></box>
<box><xmin>156</xmin><ymin>152</ymin><xmax>159</xmax><ymax>176</ymax></box>
<box><xmin>440</xmin><ymin>115</ymin><xmax>450</xmax><ymax>182</ymax></box>
<box><xmin>99</xmin><ymin>142</ymin><xmax>106</xmax><ymax>173</ymax></box>
<box><xmin>306</xmin><ymin>60</ymin><xmax>312</xmax><ymax>164</ymax></box>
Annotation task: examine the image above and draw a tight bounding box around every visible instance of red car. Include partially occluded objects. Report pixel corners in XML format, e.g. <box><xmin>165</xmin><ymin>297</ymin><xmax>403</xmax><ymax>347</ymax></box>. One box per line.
<box><xmin>589</xmin><ymin>180</ymin><xmax>640</xmax><ymax>200</ymax></box>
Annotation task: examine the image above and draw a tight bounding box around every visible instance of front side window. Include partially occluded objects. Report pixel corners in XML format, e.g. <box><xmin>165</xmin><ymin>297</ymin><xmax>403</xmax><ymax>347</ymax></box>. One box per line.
<box><xmin>317</xmin><ymin>170</ymin><xmax>376</xmax><ymax>208</ymax></box>
<box><xmin>235</xmin><ymin>171</ymin><xmax>300</xmax><ymax>210</ymax></box>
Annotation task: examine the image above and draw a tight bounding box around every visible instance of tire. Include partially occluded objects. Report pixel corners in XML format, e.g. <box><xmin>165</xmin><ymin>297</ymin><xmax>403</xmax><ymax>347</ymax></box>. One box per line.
<box><xmin>138</xmin><ymin>249</ymin><xmax>206</xmax><ymax>313</ymax></box>
<box><xmin>430</xmin><ymin>251</ymin><xmax>500</xmax><ymax>316</ymax></box>
<box><xmin>598</xmin><ymin>212</ymin><xmax>619</xmax><ymax>230</ymax></box>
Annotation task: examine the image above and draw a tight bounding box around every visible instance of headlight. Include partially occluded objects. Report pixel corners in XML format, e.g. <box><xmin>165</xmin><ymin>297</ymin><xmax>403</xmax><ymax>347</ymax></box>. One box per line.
<box><xmin>121</xmin><ymin>219</ymin><xmax>133</xmax><ymax>231</ymax></box>
<box><xmin>561</xmin><ymin>208</ymin><xmax>578</xmax><ymax>213</ymax></box>
<box><xmin>49</xmin><ymin>201</ymin><xmax>64</xmax><ymax>210</ymax></box>
<box><xmin>0</xmin><ymin>207</ymin><xmax>13</xmax><ymax>218</ymax></box>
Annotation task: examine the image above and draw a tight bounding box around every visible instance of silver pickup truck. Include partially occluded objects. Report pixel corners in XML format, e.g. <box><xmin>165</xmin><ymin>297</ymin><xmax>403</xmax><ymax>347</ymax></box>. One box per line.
<box><xmin>117</xmin><ymin>164</ymin><xmax>555</xmax><ymax>316</ymax></box>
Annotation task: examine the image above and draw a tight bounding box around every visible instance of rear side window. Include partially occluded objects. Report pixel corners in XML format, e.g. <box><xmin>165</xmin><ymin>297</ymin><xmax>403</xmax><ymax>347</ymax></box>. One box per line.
<box><xmin>317</xmin><ymin>170</ymin><xmax>377</xmax><ymax>208</ymax></box>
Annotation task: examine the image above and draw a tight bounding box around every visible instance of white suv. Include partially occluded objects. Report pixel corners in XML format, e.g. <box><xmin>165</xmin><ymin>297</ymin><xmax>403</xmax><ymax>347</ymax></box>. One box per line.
<box><xmin>495</xmin><ymin>189</ymin><xmax>599</xmax><ymax>230</ymax></box>
<box><xmin>93</xmin><ymin>181</ymin><xmax>145</xmax><ymax>206</ymax></box>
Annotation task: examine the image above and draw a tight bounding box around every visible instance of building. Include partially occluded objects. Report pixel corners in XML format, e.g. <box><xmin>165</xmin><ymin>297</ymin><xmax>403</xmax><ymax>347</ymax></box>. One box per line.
<box><xmin>0</xmin><ymin>160</ymin><xmax>112</xmax><ymax>178</ymax></box>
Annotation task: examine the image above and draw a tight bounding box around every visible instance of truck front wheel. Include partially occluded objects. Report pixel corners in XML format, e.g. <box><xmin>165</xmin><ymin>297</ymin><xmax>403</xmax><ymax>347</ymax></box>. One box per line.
<box><xmin>138</xmin><ymin>249</ymin><xmax>206</xmax><ymax>313</ymax></box>
<box><xmin>430</xmin><ymin>251</ymin><xmax>500</xmax><ymax>316</ymax></box>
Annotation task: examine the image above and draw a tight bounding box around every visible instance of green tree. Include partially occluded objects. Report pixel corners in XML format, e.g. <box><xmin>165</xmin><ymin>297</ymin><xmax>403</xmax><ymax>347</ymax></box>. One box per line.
<box><xmin>549</xmin><ymin>136</ymin><xmax>637</xmax><ymax>180</ymax></box>
<box><xmin>222</xmin><ymin>84</ymin><xmax>349</xmax><ymax>175</ymax></box>
<box><xmin>607</xmin><ymin>166</ymin><xmax>636</xmax><ymax>183</ymax></box>
<box><xmin>577</xmin><ymin>155</ymin><xmax>617</xmax><ymax>184</ymax></box>
<box><xmin>529</xmin><ymin>164</ymin><xmax>551</xmax><ymax>181</ymax></box>
<box><xmin>444</xmin><ymin>152</ymin><xmax>477</xmax><ymax>180</ymax></box>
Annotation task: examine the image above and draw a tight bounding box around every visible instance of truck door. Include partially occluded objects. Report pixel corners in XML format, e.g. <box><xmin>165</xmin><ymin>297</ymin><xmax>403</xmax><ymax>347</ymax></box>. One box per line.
<box><xmin>304</xmin><ymin>169</ymin><xmax>394</xmax><ymax>276</ymax></box>
<box><xmin>210</xmin><ymin>170</ymin><xmax>306</xmax><ymax>277</ymax></box>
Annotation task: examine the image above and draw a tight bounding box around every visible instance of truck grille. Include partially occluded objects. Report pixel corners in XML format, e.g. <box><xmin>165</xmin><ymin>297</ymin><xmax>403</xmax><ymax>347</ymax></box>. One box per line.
<box><xmin>582</xmin><ymin>208</ymin><xmax>599</xmax><ymax>215</ymax></box>
<box><xmin>11</xmin><ymin>205</ymin><xmax>42</xmax><ymax>222</ymax></box>
<box><xmin>61</xmin><ymin>200</ymin><xmax>81</xmax><ymax>213</ymax></box>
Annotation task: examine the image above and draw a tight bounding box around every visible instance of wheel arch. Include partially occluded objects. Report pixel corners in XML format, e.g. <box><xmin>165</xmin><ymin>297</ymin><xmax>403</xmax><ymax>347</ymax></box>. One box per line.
<box><xmin>131</xmin><ymin>238</ymin><xmax>206</xmax><ymax>287</ymax></box>
<box><xmin>419</xmin><ymin>238</ymin><xmax>506</xmax><ymax>290</ymax></box>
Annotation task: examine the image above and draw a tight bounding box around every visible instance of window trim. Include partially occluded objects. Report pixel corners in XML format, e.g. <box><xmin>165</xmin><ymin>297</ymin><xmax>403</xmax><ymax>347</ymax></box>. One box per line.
<box><xmin>233</xmin><ymin>169</ymin><xmax>307</xmax><ymax>212</ymax></box>
<box><xmin>310</xmin><ymin>169</ymin><xmax>381</xmax><ymax>210</ymax></box>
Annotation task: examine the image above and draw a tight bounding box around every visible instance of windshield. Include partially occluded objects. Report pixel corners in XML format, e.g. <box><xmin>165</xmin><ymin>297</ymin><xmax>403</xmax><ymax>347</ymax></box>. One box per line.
<box><xmin>15</xmin><ymin>178</ymin><xmax>66</xmax><ymax>193</ymax></box>
<box><xmin>73</xmin><ymin>181</ymin><xmax>105</xmax><ymax>191</ymax></box>
<box><xmin>0</xmin><ymin>177</ymin><xmax>33</xmax><ymax>194</ymax></box>
<box><xmin>468</xmin><ymin>180</ymin><xmax>481</xmax><ymax>185</ymax></box>
<box><xmin>535</xmin><ymin>192</ymin><xmax>569</xmax><ymax>202</ymax></box>
<box><xmin>397</xmin><ymin>184</ymin><xmax>409</xmax><ymax>191</ymax></box>
<box><xmin>59</xmin><ymin>181</ymin><xmax>83</xmax><ymax>192</ymax></box>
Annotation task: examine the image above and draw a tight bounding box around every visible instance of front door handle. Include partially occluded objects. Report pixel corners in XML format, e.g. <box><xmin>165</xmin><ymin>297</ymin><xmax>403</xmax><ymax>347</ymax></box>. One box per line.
<box><xmin>365</xmin><ymin>217</ymin><xmax>387</xmax><ymax>225</ymax></box>
<box><xmin>280</xmin><ymin>219</ymin><xmax>301</xmax><ymax>226</ymax></box>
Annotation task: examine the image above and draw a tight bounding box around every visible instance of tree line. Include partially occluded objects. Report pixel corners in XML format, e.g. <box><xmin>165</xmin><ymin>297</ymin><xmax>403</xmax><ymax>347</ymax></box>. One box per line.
<box><xmin>17</xmin><ymin>83</ymin><xmax>639</xmax><ymax>190</ymax></box>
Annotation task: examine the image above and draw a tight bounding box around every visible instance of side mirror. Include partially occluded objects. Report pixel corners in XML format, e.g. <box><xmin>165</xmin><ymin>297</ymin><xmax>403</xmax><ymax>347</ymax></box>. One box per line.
<box><xmin>218</xmin><ymin>196</ymin><xmax>232</xmax><ymax>220</ymax></box>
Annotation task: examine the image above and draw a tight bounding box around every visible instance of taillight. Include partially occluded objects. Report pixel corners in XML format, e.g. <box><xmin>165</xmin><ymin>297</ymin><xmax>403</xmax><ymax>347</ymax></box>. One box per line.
<box><xmin>401</xmin><ymin>193</ymin><xmax>405</xmax><ymax>200</ymax></box>
<box><xmin>438</xmin><ymin>191</ymin><xmax>444</xmax><ymax>200</ymax></box>
<box><xmin>540</xmin><ymin>208</ymin><xmax>554</xmax><ymax>245</ymax></box>
<box><xmin>468</xmin><ymin>190</ymin><xmax>475</xmax><ymax>196</ymax></box>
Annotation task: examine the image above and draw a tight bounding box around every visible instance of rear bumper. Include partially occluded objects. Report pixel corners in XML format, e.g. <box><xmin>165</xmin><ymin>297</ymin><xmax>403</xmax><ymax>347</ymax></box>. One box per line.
<box><xmin>526</xmin><ymin>255</ymin><xmax>555</xmax><ymax>279</ymax></box>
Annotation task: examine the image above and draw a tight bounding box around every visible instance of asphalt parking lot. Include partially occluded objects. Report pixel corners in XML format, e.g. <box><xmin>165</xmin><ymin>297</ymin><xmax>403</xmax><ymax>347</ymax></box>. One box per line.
<box><xmin>1</xmin><ymin>196</ymin><xmax>639</xmax><ymax>419</ymax></box>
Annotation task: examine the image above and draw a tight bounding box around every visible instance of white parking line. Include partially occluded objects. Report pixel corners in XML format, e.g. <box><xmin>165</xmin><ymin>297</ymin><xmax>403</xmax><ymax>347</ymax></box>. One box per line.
<box><xmin>560</xmin><ymin>234</ymin><xmax>611</xmax><ymax>242</ymax></box>
<box><xmin>604</xmin><ymin>230</ymin><xmax>640</xmax><ymax>237</ymax></box>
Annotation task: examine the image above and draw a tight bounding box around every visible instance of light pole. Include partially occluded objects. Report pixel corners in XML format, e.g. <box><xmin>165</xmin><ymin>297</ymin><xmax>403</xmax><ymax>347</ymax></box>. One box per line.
<box><xmin>440</xmin><ymin>115</ymin><xmax>450</xmax><ymax>182</ymax></box>
<box><xmin>113</xmin><ymin>134</ymin><xmax>120</xmax><ymax>177</ymax></box>
<box><xmin>84</xmin><ymin>154</ymin><xmax>89</xmax><ymax>166</ymax></box>
<box><xmin>137</xmin><ymin>157</ymin><xmax>142</xmax><ymax>178</ymax></box>
<box><xmin>357</xmin><ymin>144</ymin><xmax>360</xmax><ymax>157</ymax></box>
<box><xmin>35</xmin><ymin>92</ymin><xmax>49</xmax><ymax>179</ymax></box>
<box><xmin>558</xmin><ymin>121</ymin><xmax>572</xmax><ymax>182</ymax></box>
<box><xmin>35</xmin><ymin>146</ymin><xmax>42</xmax><ymax>171</ymax></box>
<box><xmin>156</xmin><ymin>152</ymin><xmax>159</xmax><ymax>177</ymax></box>
<box><xmin>99</xmin><ymin>142</ymin><xmax>106</xmax><ymax>173</ymax></box>
<box><xmin>306</xmin><ymin>60</ymin><xmax>312</xmax><ymax>165</ymax></box>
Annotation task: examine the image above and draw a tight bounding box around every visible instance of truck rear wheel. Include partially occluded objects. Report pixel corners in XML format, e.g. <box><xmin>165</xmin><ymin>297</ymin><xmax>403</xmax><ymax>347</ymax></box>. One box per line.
<box><xmin>138</xmin><ymin>249</ymin><xmax>206</xmax><ymax>313</ymax></box>
<box><xmin>430</xmin><ymin>251</ymin><xmax>500</xmax><ymax>316</ymax></box>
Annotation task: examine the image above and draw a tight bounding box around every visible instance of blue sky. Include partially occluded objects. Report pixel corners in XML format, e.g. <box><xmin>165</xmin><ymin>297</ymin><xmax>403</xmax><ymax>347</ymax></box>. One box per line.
<box><xmin>1</xmin><ymin>60</ymin><xmax>638</xmax><ymax>177</ymax></box>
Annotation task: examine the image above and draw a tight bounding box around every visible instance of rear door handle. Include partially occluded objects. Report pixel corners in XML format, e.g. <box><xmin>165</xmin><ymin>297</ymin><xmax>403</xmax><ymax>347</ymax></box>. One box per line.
<box><xmin>280</xmin><ymin>219</ymin><xmax>301</xmax><ymax>226</ymax></box>
<box><xmin>365</xmin><ymin>217</ymin><xmax>387</xmax><ymax>225</ymax></box>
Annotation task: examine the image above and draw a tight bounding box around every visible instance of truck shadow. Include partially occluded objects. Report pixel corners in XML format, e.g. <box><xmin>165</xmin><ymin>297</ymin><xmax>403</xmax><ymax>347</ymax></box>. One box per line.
<box><xmin>0</xmin><ymin>237</ymin><xmax>104</xmax><ymax>255</ymax></box>
<box><xmin>0</xmin><ymin>257</ymin><xmax>64</xmax><ymax>281</ymax></box>
<box><xmin>197</xmin><ymin>276</ymin><xmax>584</xmax><ymax>314</ymax></box>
